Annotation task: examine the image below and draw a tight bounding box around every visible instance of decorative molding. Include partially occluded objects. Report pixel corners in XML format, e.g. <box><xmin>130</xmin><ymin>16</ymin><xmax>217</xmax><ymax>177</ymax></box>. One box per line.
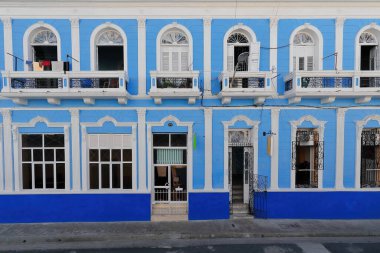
<box><xmin>137</xmin><ymin>17</ymin><xmax>146</xmax><ymax>28</ymax></box>
<box><xmin>270</xmin><ymin>17</ymin><xmax>278</xmax><ymax>27</ymax></box>
<box><xmin>69</xmin><ymin>108</ymin><xmax>79</xmax><ymax>118</ymax></box>
<box><xmin>336</xmin><ymin>17</ymin><xmax>345</xmax><ymax>27</ymax></box>
<box><xmin>1</xmin><ymin>16</ymin><xmax>12</xmax><ymax>29</ymax></box>
<box><xmin>70</xmin><ymin>17</ymin><xmax>80</xmax><ymax>28</ymax></box>
<box><xmin>203</xmin><ymin>17</ymin><xmax>212</xmax><ymax>26</ymax></box>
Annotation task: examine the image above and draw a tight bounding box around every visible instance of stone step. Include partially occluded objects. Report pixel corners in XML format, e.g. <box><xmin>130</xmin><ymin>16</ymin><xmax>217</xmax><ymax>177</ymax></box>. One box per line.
<box><xmin>152</xmin><ymin>203</ymin><xmax>188</xmax><ymax>215</ymax></box>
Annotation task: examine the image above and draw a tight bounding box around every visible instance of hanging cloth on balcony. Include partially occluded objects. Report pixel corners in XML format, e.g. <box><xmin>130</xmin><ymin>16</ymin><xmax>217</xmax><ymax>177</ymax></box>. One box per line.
<box><xmin>156</xmin><ymin>149</ymin><xmax>184</xmax><ymax>165</ymax></box>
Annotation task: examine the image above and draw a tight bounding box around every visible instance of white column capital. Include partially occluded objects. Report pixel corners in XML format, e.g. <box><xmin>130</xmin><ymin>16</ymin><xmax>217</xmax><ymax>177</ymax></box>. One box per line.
<box><xmin>138</xmin><ymin>18</ymin><xmax>146</xmax><ymax>28</ymax></box>
<box><xmin>1</xmin><ymin>17</ymin><xmax>12</xmax><ymax>29</ymax></box>
<box><xmin>137</xmin><ymin>108</ymin><xmax>146</xmax><ymax>116</ymax></box>
<box><xmin>0</xmin><ymin>109</ymin><xmax>11</xmax><ymax>119</ymax></box>
<box><xmin>70</xmin><ymin>17</ymin><xmax>80</xmax><ymax>28</ymax></box>
<box><xmin>270</xmin><ymin>17</ymin><xmax>278</xmax><ymax>27</ymax></box>
<box><xmin>336</xmin><ymin>17</ymin><xmax>345</xmax><ymax>27</ymax></box>
<box><xmin>69</xmin><ymin>108</ymin><xmax>80</xmax><ymax>118</ymax></box>
<box><xmin>203</xmin><ymin>17</ymin><xmax>212</xmax><ymax>26</ymax></box>
<box><xmin>336</xmin><ymin>108</ymin><xmax>347</xmax><ymax>118</ymax></box>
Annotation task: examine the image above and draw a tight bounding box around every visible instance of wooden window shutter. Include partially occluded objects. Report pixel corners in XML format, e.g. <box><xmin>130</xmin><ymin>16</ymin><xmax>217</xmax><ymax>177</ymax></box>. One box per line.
<box><xmin>249</xmin><ymin>42</ymin><xmax>260</xmax><ymax>71</ymax></box>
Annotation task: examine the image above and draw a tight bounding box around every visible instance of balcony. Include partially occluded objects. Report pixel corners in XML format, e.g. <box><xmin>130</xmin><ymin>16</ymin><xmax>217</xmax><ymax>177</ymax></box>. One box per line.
<box><xmin>1</xmin><ymin>71</ymin><xmax>129</xmax><ymax>105</ymax></box>
<box><xmin>218</xmin><ymin>71</ymin><xmax>275</xmax><ymax>104</ymax></box>
<box><xmin>149</xmin><ymin>71</ymin><xmax>201</xmax><ymax>104</ymax></box>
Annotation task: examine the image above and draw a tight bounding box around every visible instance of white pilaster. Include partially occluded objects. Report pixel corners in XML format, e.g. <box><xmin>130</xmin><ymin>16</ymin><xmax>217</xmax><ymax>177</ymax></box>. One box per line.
<box><xmin>137</xmin><ymin>108</ymin><xmax>147</xmax><ymax>191</ymax></box>
<box><xmin>2</xmin><ymin>17</ymin><xmax>13</xmax><ymax>71</ymax></box>
<box><xmin>335</xmin><ymin>108</ymin><xmax>346</xmax><ymax>189</ymax></box>
<box><xmin>70</xmin><ymin>109</ymin><xmax>81</xmax><ymax>191</ymax></box>
<box><xmin>204</xmin><ymin>108</ymin><xmax>213</xmax><ymax>190</ymax></box>
<box><xmin>70</xmin><ymin>18</ymin><xmax>80</xmax><ymax>71</ymax></box>
<box><xmin>270</xmin><ymin>108</ymin><xmax>280</xmax><ymax>190</ymax></box>
<box><xmin>270</xmin><ymin>18</ymin><xmax>278</xmax><ymax>76</ymax></box>
<box><xmin>138</xmin><ymin>18</ymin><xmax>147</xmax><ymax>96</ymax></box>
<box><xmin>203</xmin><ymin>18</ymin><xmax>212</xmax><ymax>96</ymax></box>
<box><xmin>1</xmin><ymin>109</ymin><xmax>12</xmax><ymax>191</ymax></box>
<box><xmin>335</xmin><ymin>17</ymin><xmax>345</xmax><ymax>71</ymax></box>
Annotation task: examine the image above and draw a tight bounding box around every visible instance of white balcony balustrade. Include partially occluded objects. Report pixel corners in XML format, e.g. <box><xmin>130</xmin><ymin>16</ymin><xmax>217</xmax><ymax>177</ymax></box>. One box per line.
<box><xmin>218</xmin><ymin>71</ymin><xmax>275</xmax><ymax>105</ymax></box>
<box><xmin>1</xmin><ymin>70</ymin><xmax>129</xmax><ymax>105</ymax></box>
<box><xmin>149</xmin><ymin>71</ymin><xmax>201</xmax><ymax>104</ymax></box>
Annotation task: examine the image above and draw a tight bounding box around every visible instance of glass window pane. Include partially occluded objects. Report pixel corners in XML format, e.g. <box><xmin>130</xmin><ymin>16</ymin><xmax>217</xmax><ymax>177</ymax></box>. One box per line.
<box><xmin>22</xmin><ymin>135</ymin><xmax>42</xmax><ymax>148</ymax></box>
<box><xmin>34</xmin><ymin>164</ymin><xmax>43</xmax><ymax>189</ymax></box>
<box><xmin>44</xmin><ymin>149</ymin><xmax>54</xmax><ymax>162</ymax></box>
<box><xmin>89</xmin><ymin>163</ymin><xmax>99</xmax><ymax>189</ymax></box>
<box><xmin>112</xmin><ymin>164</ymin><xmax>121</xmax><ymax>188</ymax></box>
<box><xmin>22</xmin><ymin>163</ymin><xmax>32</xmax><ymax>189</ymax></box>
<box><xmin>33</xmin><ymin>149</ymin><xmax>43</xmax><ymax>162</ymax></box>
<box><xmin>154</xmin><ymin>166</ymin><xmax>168</xmax><ymax>187</ymax></box>
<box><xmin>123</xmin><ymin>163</ymin><xmax>132</xmax><ymax>189</ymax></box>
<box><xmin>123</xmin><ymin>149</ymin><xmax>132</xmax><ymax>162</ymax></box>
<box><xmin>101</xmin><ymin>164</ymin><xmax>110</xmax><ymax>188</ymax></box>
<box><xmin>153</xmin><ymin>134</ymin><xmax>169</xmax><ymax>147</ymax></box>
<box><xmin>45</xmin><ymin>164</ymin><xmax>54</xmax><ymax>189</ymax></box>
<box><xmin>44</xmin><ymin>134</ymin><xmax>64</xmax><ymax>147</ymax></box>
<box><xmin>56</xmin><ymin>149</ymin><xmax>65</xmax><ymax>161</ymax></box>
<box><xmin>89</xmin><ymin>149</ymin><xmax>99</xmax><ymax>162</ymax></box>
<box><xmin>112</xmin><ymin>149</ymin><xmax>121</xmax><ymax>161</ymax></box>
<box><xmin>56</xmin><ymin>163</ymin><xmax>65</xmax><ymax>189</ymax></box>
<box><xmin>171</xmin><ymin>134</ymin><xmax>187</xmax><ymax>147</ymax></box>
<box><xmin>101</xmin><ymin>149</ymin><xmax>110</xmax><ymax>162</ymax></box>
<box><xmin>22</xmin><ymin>149</ymin><xmax>32</xmax><ymax>162</ymax></box>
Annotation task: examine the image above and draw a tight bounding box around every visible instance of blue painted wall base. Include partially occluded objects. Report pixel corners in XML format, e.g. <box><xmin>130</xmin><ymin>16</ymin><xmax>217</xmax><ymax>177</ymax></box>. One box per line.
<box><xmin>265</xmin><ymin>191</ymin><xmax>380</xmax><ymax>219</ymax></box>
<box><xmin>0</xmin><ymin>194</ymin><xmax>151</xmax><ymax>223</ymax></box>
<box><xmin>188</xmin><ymin>192</ymin><xmax>229</xmax><ymax>220</ymax></box>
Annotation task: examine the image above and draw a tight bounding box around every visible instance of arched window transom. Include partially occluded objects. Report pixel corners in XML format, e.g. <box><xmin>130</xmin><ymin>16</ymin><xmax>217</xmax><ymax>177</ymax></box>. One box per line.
<box><xmin>161</xmin><ymin>30</ymin><xmax>188</xmax><ymax>45</ymax></box>
<box><xmin>293</xmin><ymin>32</ymin><xmax>314</xmax><ymax>46</ymax></box>
<box><xmin>31</xmin><ymin>29</ymin><xmax>57</xmax><ymax>45</ymax></box>
<box><xmin>227</xmin><ymin>32</ymin><xmax>249</xmax><ymax>44</ymax></box>
<box><xmin>96</xmin><ymin>29</ymin><xmax>123</xmax><ymax>46</ymax></box>
<box><xmin>292</xmin><ymin>31</ymin><xmax>317</xmax><ymax>71</ymax></box>
<box><xmin>359</xmin><ymin>32</ymin><xmax>378</xmax><ymax>45</ymax></box>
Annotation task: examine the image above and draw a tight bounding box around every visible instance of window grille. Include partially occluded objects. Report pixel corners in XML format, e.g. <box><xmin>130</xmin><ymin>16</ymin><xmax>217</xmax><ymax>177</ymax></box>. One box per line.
<box><xmin>361</xmin><ymin>129</ymin><xmax>380</xmax><ymax>188</ymax></box>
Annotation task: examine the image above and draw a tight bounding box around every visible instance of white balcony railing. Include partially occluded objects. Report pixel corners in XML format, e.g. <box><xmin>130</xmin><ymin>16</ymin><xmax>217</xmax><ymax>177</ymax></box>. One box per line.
<box><xmin>149</xmin><ymin>71</ymin><xmax>201</xmax><ymax>104</ymax></box>
<box><xmin>1</xmin><ymin>70</ymin><xmax>129</xmax><ymax>105</ymax></box>
<box><xmin>218</xmin><ymin>71</ymin><xmax>275</xmax><ymax>105</ymax></box>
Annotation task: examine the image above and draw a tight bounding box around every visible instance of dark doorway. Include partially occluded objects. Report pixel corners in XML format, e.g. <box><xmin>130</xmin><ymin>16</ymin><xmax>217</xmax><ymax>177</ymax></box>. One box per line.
<box><xmin>232</xmin><ymin>147</ymin><xmax>244</xmax><ymax>204</ymax></box>
<box><xmin>234</xmin><ymin>46</ymin><xmax>249</xmax><ymax>71</ymax></box>
<box><xmin>361</xmin><ymin>45</ymin><xmax>376</xmax><ymax>71</ymax></box>
<box><xmin>97</xmin><ymin>46</ymin><xmax>124</xmax><ymax>71</ymax></box>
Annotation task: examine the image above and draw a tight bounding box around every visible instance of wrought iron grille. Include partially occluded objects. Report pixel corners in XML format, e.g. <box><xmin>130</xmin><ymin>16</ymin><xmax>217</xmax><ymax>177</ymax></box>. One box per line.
<box><xmin>229</xmin><ymin>77</ymin><xmax>265</xmax><ymax>88</ymax></box>
<box><xmin>360</xmin><ymin>77</ymin><xmax>380</xmax><ymax>88</ymax></box>
<box><xmin>301</xmin><ymin>77</ymin><xmax>352</xmax><ymax>88</ymax></box>
<box><xmin>11</xmin><ymin>78</ymin><xmax>63</xmax><ymax>89</ymax></box>
<box><xmin>70</xmin><ymin>78</ymin><xmax>120</xmax><ymax>88</ymax></box>
<box><xmin>361</xmin><ymin>129</ymin><xmax>380</xmax><ymax>188</ymax></box>
<box><xmin>249</xmin><ymin>174</ymin><xmax>268</xmax><ymax>218</ymax></box>
<box><xmin>156</xmin><ymin>77</ymin><xmax>192</xmax><ymax>89</ymax></box>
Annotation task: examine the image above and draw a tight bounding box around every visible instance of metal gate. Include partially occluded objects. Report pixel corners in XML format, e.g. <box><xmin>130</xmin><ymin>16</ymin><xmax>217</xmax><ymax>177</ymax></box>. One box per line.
<box><xmin>361</xmin><ymin>129</ymin><xmax>380</xmax><ymax>188</ymax></box>
<box><xmin>249</xmin><ymin>174</ymin><xmax>268</xmax><ymax>218</ymax></box>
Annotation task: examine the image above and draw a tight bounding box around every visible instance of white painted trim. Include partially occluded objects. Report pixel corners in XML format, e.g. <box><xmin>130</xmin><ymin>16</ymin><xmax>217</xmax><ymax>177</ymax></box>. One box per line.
<box><xmin>0</xmin><ymin>126</ymin><xmax>3</xmax><ymax>191</ymax></box>
<box><xmin>1</xmin><ymin>110</ymin><xmax>12</xmax><ymax>191</ymax></box>
<box><xmin>335</xmin><ymin>108</ymin><xmax>346</xmax><ymax>189</ymax></box>
<box><xmin>70</xmin><ymin>18</ymin><xmax>80</xmax><ymax>71</ymax></box>
<box><xmin>203</xmin><ymin>18</ymin><xmax>212</xmax><ymax>96</ymax></box>
<box><xmin>354</xmin><ymin>23</ymin><xmax>380</xmax><ymax>71</ymax></box>
<box><xmin>355</xmin><ymin>114</ymin><xmax>380</xmax><ymax>189</ymax></box>
<box><xmin>335</xmin><ymin>18</ymin><xmax>345</xmax><ymax>71</ymax></box>
<box><xmin>270</xmin><ymin>18</ymin><xmax>278</xmax><ymax>87</ymax></box>
<box><xmin>137</xmin><ymin>108</ymin><xmax>147</xmax><ymax>191</ymax></box>
<box><xmin>156</xmin><ymin>22</ymin><xmax>194</xmax><ymax>71</ymax></box>
<box><xmin>80</xmin><ymin>116</ymin><xmax>138</xmax><ymax>191</ymax></box>
<box><xmin>90</xmin><ymin>22</ymin><xmax>128</xmax><ymax>72</ymax></box>
<box><xmin>222</xmin><ymin>115</ymin><xmax>260</xmax><ymax>191</ymax></box>
<box><xmin>270</xmin><ymin>108</ymin><xmax>280</xmax><ymax>190</ymax></box>
<box><xmin>23</xmin><ymin>21</ymin><xmax>62</xmax><ymax>71</ymax></box>
<box><xmin>138</xmin><ymin>18</ymin><xmax>147</xmax><ymax>96</ymax></box>
<box><xmin>1</xmin><ymin>17</ymin><xmax>13</xmax><ymax>71</ymax></box>
<box><xmin>289</xmin><ymin>23</ymin><xmax>324</xmax><ymax>72</ymax></box>
<box><xmin>69</xmin><ymin>109</ymin><xmax>80</xmax><ymax>191</ymax></box>
<box><xmin>223</xmin><ymin>23</ymin><xmax>258</xmax><ymax>71</ymax></box>
<box><xmin>204</xmin><ymin>108</ymin><xmax>212</xmax><ymax>190</ymax></box>
<box><xmin>290</xmin><ymin>115</ymin><xmax>326</xmax><ymax>189</ymax></box>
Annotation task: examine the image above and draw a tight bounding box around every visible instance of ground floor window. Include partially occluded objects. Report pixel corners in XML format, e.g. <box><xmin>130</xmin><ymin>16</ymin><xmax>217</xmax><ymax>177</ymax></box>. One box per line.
<box><xmin>153</xmin><ymin>133</ymin><xmax>187</xmax><ymax>202</ymax></box>
<box><xmin>21</xmin><ymin>134</ymin><xmax>65</xmax><ymax>190</ymax></box>
<box><xmin>361</xmin><ymin>128</ymin><xmax>380</xmax><ymax>188</ymax></box>
<box><xmin>88</xmin><ymin>134</ymin><xmax>133</xmax><ymax>190</ymax></box>
<box><xmin>292</xmin><ymin>129</ymin><xmax>323</xmax><ymax>188</ymax></box>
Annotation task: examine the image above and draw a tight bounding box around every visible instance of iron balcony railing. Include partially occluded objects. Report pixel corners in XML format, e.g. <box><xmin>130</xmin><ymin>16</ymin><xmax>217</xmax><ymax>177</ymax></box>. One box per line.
<box><xmin>359</xmin><ymin>76</ymin><xmax>380</xmax><ymax>88</ymax></box>
<box><xmin>156</xmin><ymin>77</ymin><xmax>192</xmax><ymax>89</ymax></box>
<box><xmin>150</xmin><ymin>71</ymin><xmax>200</xmax><ymax>91</ymax></box>
<box><xmin>218</xmin><ymin>71</ymin><xmax>271</xmax><ymax>90</ymax></box>
<box><xmin>11</xmin><ymin>77</ymin><xmax>63</xmax><ymax>89</ymax></box>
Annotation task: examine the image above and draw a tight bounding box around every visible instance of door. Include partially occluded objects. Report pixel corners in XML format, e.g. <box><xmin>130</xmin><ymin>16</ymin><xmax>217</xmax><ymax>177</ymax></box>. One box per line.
<box><xmin>243</xmin><ymin>147</ymin><xmax>253</xmax><ymax>204</ymax></box>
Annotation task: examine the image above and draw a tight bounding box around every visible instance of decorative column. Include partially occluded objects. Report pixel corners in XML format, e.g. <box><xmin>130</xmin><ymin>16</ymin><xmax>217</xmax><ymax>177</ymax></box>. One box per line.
<box><xmin>138</xmin><ymin>18</ymin><xmax>147</xmax><ymax>96</ymax></box>
<box><xmin>270</xmin><ymin>18</ymin><xmax>278</xmax><ymax>86</ymax></box>
<box><xmin>1</xmin><ymin>17</ymin><xmax>13</xmax><ymax>71</ymax></box>
<box><xmin>70</xmin><ymin>18</ymin><xmax>80</xmax><ymax>71</ymax></box>
<box><xmin>204</xmin><ymin>108</ymin><xmax>213</xmax><ymax>190</ymax></box>
<box><xmin>335</xmin><ymin>17</ymin><xmax>345</xmax><ymax>71</ymax></box>
<box><xmin>70</xmin><ymin>109</ymin><xmax>81</xmax><ymax>191</ymax></box>
<box><xmin>270</xmin><ymin>108</ymin><xmax>280</xmax><ymax>190</ymax></box>
<box><xmin>137</xmin><ymin>108</ymin><xmax>147</xmax><ymax>191</ymax></box>
<box><xmin>1</xmin><ymin>109</ymin><xmax>12</xmax><ymax>191</ymax></box>
<box><xmin>335</xmin><ymin>108</ymin><xmax>346</xmax><ymax>189</ymax></box>
<box><xmin>203</xmin><ymin>18</ymin><xmax>212</xmax><ymax>96</ymax></box>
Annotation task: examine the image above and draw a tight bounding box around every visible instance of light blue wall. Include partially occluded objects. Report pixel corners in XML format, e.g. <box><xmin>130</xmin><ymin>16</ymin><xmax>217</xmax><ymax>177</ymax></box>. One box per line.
<box><xmin>277</xmin><ymin>19</ymin><xmax>336</xmax><ymax>94</ymax></box>
<box><xmin>146</xmin><ymin>19</ymin><xmax>204</xmax><ymax>94</ymax></box>
<box><xmin>12</xmin><ymin>19</ymin><xmax>72</xmax><ymax>71</ymax></box>
<box><xmin>12</xmin><ymin>110</ymin><xmax>71</xmax><ymax>123</ymax></box>
<box><xmin>79</xmin><ymin>19</ymin><xmax>138</xmax><ymax>95</ymax></box>
<box><xmin>278</xmin><ymin>109</ymin><xmax>336</xmax><ymax>188</ymax></box>
<box><xmin>211</xmin><ymin>19</ymin><xmax>270</xmax><ymax>95</ymax></box>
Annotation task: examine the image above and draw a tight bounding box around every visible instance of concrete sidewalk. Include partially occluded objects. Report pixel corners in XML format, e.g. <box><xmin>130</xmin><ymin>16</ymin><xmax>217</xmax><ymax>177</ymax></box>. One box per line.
<box><xmin>1</xmin><ymin>218</ymin><xmax>380</xmax><ymax>250</ymax></box>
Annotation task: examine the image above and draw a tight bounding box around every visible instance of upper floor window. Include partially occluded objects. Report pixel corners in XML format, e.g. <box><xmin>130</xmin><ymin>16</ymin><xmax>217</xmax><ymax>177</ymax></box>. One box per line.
<box><xmin>159</xmin><ymin>29</ymin><xmax>190</xmax><ymax>72</ymax></box>
<box><xmin>293</xmin><ymin>32</ymin><xmax>316</xmax><ymax>71</ymax></box>
<box><xmin>95</xmin><ymin>28</ymin><xmax>124</xmax><ymax>71</ymax></box>
<box><xmin>29</xmin><ymin>28</ymin><xmax>58</xmax><ymax>71</ymax></box>
<box><xmin>225</xmin><ymin>27</ymin><xmax>260</xmax><ymax>72</ymax></box>
<box><xmin>359</xmin><ymin>31</ymin><xmax>380</xmax><ymax>71</ymax></box>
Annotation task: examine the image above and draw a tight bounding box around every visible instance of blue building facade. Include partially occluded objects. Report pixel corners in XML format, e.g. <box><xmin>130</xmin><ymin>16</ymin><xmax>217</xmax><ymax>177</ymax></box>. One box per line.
<box><xmin>0</xmin><ymin>0</ymin><xmax>380</xmax><ymax>222</ymax></box>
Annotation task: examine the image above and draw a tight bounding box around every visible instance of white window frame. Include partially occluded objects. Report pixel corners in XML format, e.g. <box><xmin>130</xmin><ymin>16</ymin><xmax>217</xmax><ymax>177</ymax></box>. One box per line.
<box><xmin>13</xmin><ymin>116</ymin><xmax>70</xmax><ymax>192</ymax></box>
<box><xmin>90</xmin><ymin>23</ymin><xmax>128</xmax><ymax>72</ymax></box>
<box><xmin>23</xmin><ymin>22</ymin><xmax>62</xmax><ymax>71</ymax></box>
<box><xmin>156</xmin><ymin>23</ymin><xmax>193</xmax><ymax>72</ymax></box>
<box><xmin>81</xmin><ymin>116</ymin><xmax>137</xmax><ymax>192</ymax></box>
<box><xmin>355</xmin><ymin>24</ymin><xmax>380</xmax><ymax>71</ymax></box>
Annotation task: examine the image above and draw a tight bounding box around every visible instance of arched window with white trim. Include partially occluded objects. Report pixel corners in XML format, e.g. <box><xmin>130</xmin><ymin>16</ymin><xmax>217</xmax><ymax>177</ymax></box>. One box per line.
<box><xmin>225</xmin><ymin>28</ymin><xmax>260</xmax><ymax>72</ymax></box>
<box><xmin>159</xmin><ymin>28</ymin><xmax>190</xmax><ymax>72</ymax></box>
<box><xmin>29</xmin><ymin>28</ymin><xmax>58</xmax><ymax>71</ymax></box>
<box><xmin>94</xmin><ymin>28</ymin><xmax>124</xmax><ymax>71</ymax></box>
<box><xmin>358</xmin><ymin>31</ymin><xmax>380</xmax><ymax>71</ymax></box>
<box><xmin>292</xmin><ymin>32</ymin><xmax>317</xmax><ymax>71</ymax></box>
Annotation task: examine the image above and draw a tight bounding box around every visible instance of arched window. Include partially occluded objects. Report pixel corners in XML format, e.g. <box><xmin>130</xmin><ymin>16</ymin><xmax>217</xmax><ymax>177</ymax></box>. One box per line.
<box><xmin>225</xmin><ymin>27</ymin><xmax>260</xmax><ymax>72</ymax></box>
<box><xmin>358</xmin><ymin>31</ymin><xmax>380</xmax><ymax>71</ymax></box>
<box><xmin>292</xmin><ymin>32</ymin><xmax>316</xmax><ymax>71</ymax></box>
<box><xmin>30</xmin><ymin>28</ymin><xmax>58</xmax><ymax>70</ymax></box>
<box><xmin>94</xmin><ymin>28</ymin><xmax>124</xmax><ymax>71</ymax></box>
<box><xmin>159</xmin><ymin>28</ymin><xmax>190</xmax><ymax>71</ymax></box>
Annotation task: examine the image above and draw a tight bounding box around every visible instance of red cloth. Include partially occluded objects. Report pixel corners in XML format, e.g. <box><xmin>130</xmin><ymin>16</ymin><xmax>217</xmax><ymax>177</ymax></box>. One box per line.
<box><xmin>40</xmin><ymin>60</ymin><xmax>51</xmax><ymax>67</ymax></box>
